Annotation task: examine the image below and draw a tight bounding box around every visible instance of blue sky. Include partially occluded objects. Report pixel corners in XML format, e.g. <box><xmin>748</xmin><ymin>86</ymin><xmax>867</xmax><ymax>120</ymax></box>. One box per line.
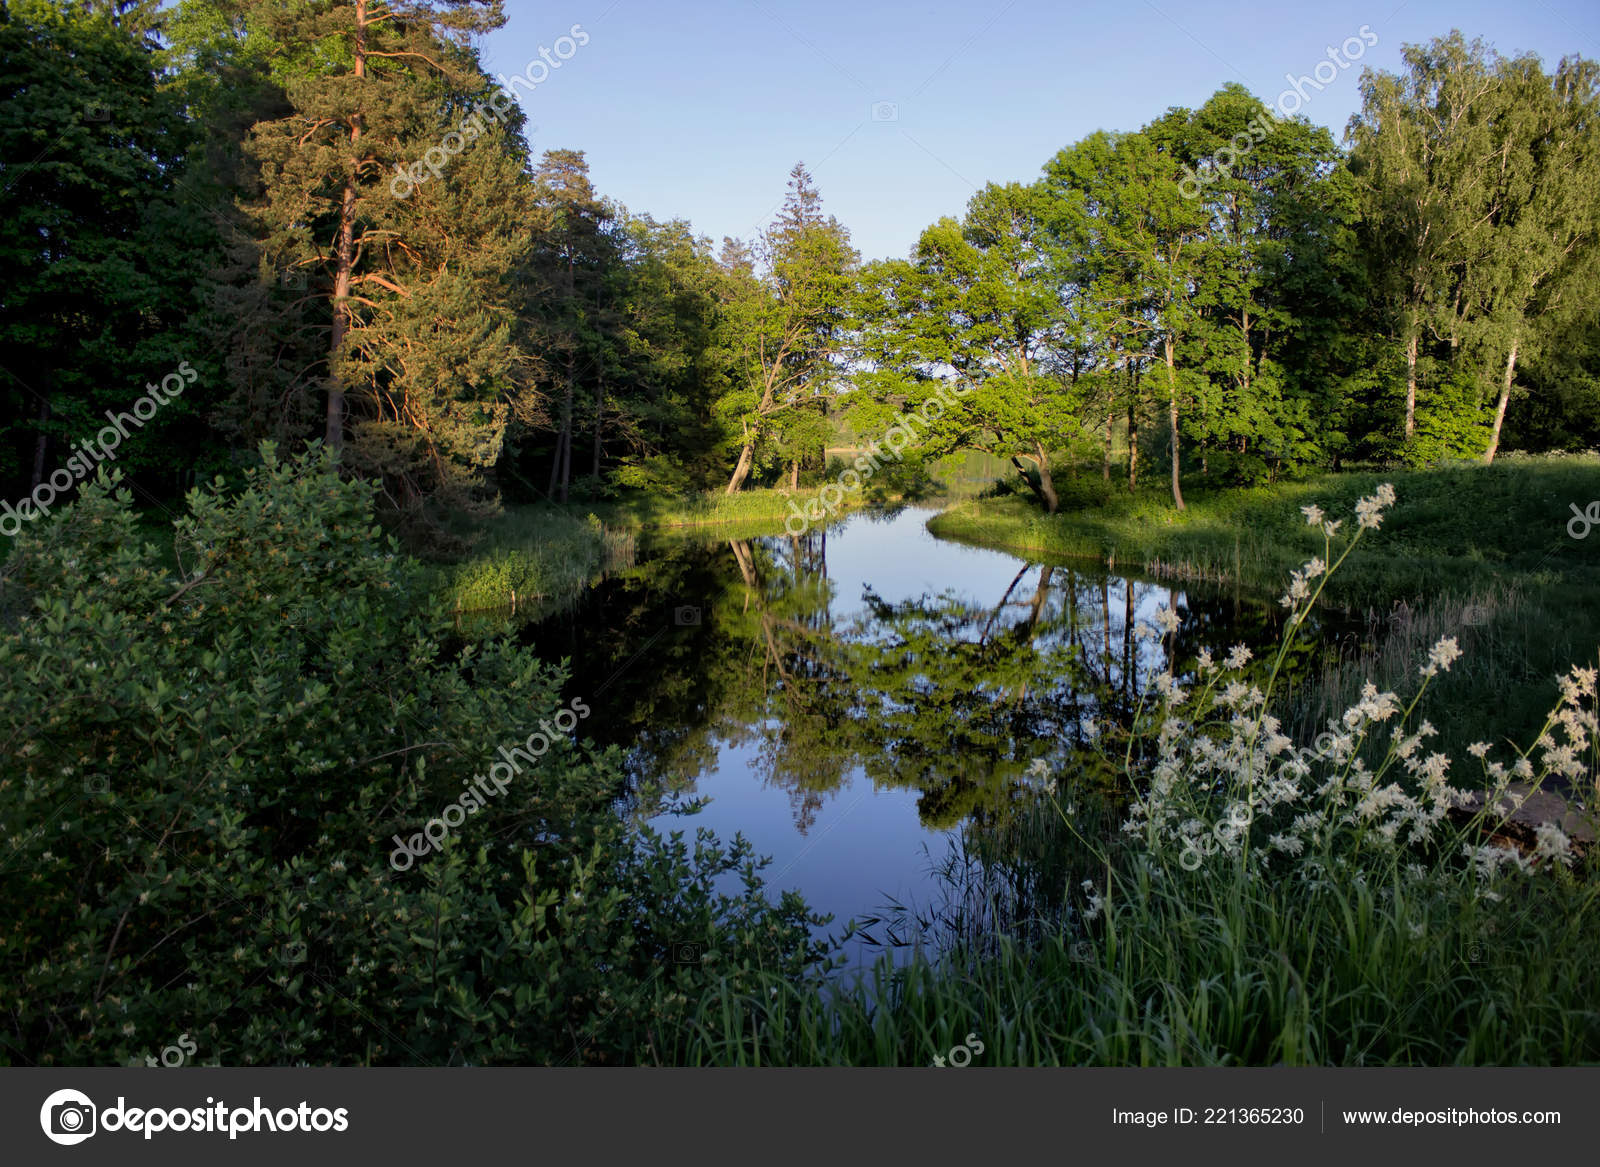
<box><xmin>478</xmin><ymin>0</ymin><xmax>1600</xmax><ymax>262</ymax></box>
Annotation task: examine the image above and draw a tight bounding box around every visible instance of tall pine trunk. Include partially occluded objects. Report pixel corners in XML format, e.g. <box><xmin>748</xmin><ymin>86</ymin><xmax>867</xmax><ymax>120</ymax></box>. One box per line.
<box><xmin>326</xmin><ymin>0</ymin><xmax>367</xmax><ymax>452</ymax></box>
<box><xmin>549</xmin><ymin>361</ymin><xmax>574</xmax><ymax>503</ymax></box>
<box><xmin>1103</xmin><ymin>406</ymin><xmax>1113</xmax><ymax>482</ymax></box>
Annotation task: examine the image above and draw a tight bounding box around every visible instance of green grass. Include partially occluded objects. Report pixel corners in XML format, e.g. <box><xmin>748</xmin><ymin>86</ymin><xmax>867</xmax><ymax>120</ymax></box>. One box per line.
<box><xmin>586</xmin><ymin>484</ymin><xmax>873</xmax><ymax>534</ymax></box>
<box><xmin>675</xmin><ymin>849</ymin><xmax>1600</xmax><ymax>1065</ymax></box>
<box><xmin>929</xmin><ymin>453</ymin><xmax>1600</xmax><ymax>749</ymax></box>
<box><xmin>929</xmin><ymin>453</ymin><xmax>1600</xmax><ymax>605</ymax></box>
<box><xmin>435</xmin><ymin>508</ymin><xmax>635</xmax><ymax>615</ymax></box>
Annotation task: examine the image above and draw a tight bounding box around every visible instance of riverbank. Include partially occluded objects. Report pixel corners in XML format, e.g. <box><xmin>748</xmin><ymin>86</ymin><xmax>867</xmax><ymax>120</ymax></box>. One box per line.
<box><xmin>438</xmin><ymin>480</ymin><xmax>892</xmax><ymax>614</ymax></box>
<box><xmin>928</xmin><ymin>453</ymin><xmax>1600</xmax><ymax>748</ymax></box>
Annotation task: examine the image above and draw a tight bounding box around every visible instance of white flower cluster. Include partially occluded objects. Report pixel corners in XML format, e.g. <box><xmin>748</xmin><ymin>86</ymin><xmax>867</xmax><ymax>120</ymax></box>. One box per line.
<box><xmin>1122</xmin><ymin>487</ymin><xmax>1595</xmax><ymax>886</ymax></box>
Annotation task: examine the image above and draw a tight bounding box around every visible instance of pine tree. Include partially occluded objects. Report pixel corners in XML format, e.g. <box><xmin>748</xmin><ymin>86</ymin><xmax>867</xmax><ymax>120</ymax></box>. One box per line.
<box><xmin>216</xmin><ymin>0</ymin><xmax>539</xmax><ymax>535</ymax></box>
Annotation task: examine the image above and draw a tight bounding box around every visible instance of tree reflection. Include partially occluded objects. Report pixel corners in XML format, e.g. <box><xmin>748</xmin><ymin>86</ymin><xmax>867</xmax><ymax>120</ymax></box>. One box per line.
<box><xmin>525</xmin><ymin>520</ymin><xmax>1344</xmax><ymax>864</ymax></box>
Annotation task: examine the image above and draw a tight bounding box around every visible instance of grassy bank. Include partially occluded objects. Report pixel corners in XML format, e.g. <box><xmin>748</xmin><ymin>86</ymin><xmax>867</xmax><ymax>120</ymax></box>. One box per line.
<box><xmin>928</xmin><ymin>453</ymin><xmax>1600</xmax><ymax>606</ymax></box>
<box><xmin>435</xmin><ymin>487</ymin><xmax>864</xmax><ymax>617</ymax></box>
<box><xmin>436</xmin><ymin>508</ymin><xmax>636</xmax><ymax>614</ymax></box>
<box><xmin>929</xmin><ymin>454</ymin><xmax>1600</xmax><ymax>748</ymax></box>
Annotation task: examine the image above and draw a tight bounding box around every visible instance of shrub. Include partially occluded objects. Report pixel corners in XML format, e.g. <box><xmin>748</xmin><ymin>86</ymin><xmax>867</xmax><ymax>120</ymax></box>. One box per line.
<box><xmin>0</xmin><ymin>442</ymin><xmax>829</xmax><ymax>1066</ymax></box>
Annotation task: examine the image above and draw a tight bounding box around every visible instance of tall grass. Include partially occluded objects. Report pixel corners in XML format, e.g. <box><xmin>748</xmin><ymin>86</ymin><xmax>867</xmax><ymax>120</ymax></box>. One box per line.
<box><xmin>677</xmin><ymin>852</ymin><xmax>1600</xmax><ymax>1065</ymax></box>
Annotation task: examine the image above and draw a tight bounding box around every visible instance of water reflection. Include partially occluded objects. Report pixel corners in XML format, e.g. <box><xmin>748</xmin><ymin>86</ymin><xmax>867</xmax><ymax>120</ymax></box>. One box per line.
<box><xmin>524</xmin><ymin>505</ymin><xmax>1340</xmax><ymax>960</ymax></box>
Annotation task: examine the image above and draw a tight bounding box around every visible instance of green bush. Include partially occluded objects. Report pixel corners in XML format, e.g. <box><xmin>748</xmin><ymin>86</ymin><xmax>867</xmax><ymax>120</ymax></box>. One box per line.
<box><xmin>0</xmin><ymin>442</ymin><xmax>828</xmax><ymax>1066</ymax></box>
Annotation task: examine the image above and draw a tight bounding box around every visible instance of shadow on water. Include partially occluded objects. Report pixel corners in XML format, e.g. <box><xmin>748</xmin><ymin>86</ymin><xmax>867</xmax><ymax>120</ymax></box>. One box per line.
<box><xmin>500</xmin><ymin>504</ymin><xmax>1353</xmax><ymax>968</ymax></box>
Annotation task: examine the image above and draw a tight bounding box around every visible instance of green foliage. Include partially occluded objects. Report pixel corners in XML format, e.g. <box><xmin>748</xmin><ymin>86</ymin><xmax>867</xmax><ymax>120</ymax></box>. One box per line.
<box><xmin>0</xmin><ymin>0</ymin><xmax>218</xmax><ymax>496</ymax></box>
<box><xmin>0</xmin><ymin>442</ymin><xmax>829</xmax><ymax>1066</ymax></box>
<box><xmin>715</xmin><ymin>164</ymin><xmax>859</xmax><ymax>493</ymax></box>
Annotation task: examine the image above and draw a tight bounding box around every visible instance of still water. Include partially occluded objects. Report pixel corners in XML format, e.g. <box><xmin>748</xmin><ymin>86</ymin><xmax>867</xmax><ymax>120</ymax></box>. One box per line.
<box><xmin>526</xmin><ymin>505</ymin><xmax>1332</xmax><ymax>964</ymax></box>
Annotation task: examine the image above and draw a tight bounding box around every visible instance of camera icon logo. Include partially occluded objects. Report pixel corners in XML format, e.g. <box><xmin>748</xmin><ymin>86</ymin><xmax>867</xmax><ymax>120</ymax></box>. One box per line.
<box><xmin>82</xmin><ymin>101</ymin><xmax>110</xmax><ymax>123</ymax></box>
<box><xmin>674</xmin><ymin>605</ymin><xmax>701</xmax><ymax>627</ymax></box>
<box><xmin>83</xmin><ymin>775</ymin><xmax>109</xmax><ymax>797</ymax></box>
<box><xmin>870</xmin><ymin>100</ymin><xmax>898</xmax><ymax>122</ymax></box>
<box><xmin>669</xmin><ymin>939</ymin><xmax>705</xmax><ymax>965</ymax></box>
<box><xmin>40</xmin><ymin>1088</ymin><xmax>97</xmax><ymax>1145</ymax></box>
<box><xmin>279</xmin><ymin>268</ymin><xmax>307</xmax><ymax>291</ymax></box>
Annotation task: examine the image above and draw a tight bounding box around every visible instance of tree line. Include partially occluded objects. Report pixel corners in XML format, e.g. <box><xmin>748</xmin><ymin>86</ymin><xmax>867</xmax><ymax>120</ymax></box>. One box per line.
<box><xmin>3</xmin><ymin>1</ymin><xmax>1596</xmax><ymax>544</ymax></box>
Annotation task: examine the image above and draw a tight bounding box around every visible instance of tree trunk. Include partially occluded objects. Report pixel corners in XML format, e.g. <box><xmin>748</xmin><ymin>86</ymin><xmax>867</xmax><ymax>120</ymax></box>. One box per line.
<box><xmin>1033</xmin><ymin>438</ymin><xmax>1058</xmax><ymax>513</ymax></box>
<box><xmin>1126</xmin><ymin>397</ymin><xmax>1138</xmax><ymax>492</ymax></box>
<box><xmin>558</xmin><ymin>401</ymin><xmax>572</xmax><ymax>503</ymax></box>
<box><xmin>1404</xmin><ymin>313</ymin><xmax>1418</xmax><ymax>441</ymax></box>
<box><xmin>30</xmin><ymin>398</ymin><xmax>49</xmax><ymax>490</ymax></box>
<box><xmin>725</xmin><ymin>437</ymin><xmax>754</xmax><ymax>494</ymax></box>
<box><xmin>325</xmin><ymin>0</ymin><xmax>367</xmax><ymax>452</ymax></box>
<box><xmin>546</xmin><ymin>425</ymin><xmax>562</xmax><ymax>498</ymax></box>
<box><xmin>327</xmin><ymin>179</ymin><xmax>354</xmax><ymax>450</ymax></box>
<box><xmin>591</xmin><ymin>374</ymin><xmax>603</xmax><ymax>480</ymax></box>
<box><xmin>1164</xmin><ymin>336</ymin><xmax>1185</xmax><ymax>511</ymax></box>
<box><xmin>549</xmin><ymin>366</ymin><xmax>574</xmax><ymax>503</ymax></box>
<box><xmin>1483</xmin><ymin>333</ymin><xmax>1518</xmax><ymax>465</ymax></box>
<box><xmin>1103</xmin><ymin>406</ymin><xmax>1113</xmax><ymax>482</ymax></box>
<box><xmin>788</xmin><ymin>460</ymin><xmax>799</xmax><ymax>491</ymax></box>
<box><xmin>1009</xmin><ymin>455</ymin><xmax>1050</xmax><ymax>510</ymax></box>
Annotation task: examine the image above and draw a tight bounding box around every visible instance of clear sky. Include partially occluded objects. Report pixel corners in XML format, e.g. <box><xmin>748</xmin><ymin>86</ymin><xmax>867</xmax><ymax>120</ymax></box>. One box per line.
<box><xmin>478</xmin><ymin>0</ymin><xmax>1600</xmax><ymax>263</ymax></box>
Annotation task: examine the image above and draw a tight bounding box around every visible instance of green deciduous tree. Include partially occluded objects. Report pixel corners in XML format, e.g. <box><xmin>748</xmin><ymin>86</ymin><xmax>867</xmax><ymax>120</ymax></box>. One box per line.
<box><xmin>718</xmin><ymin>164</ymin><xmax>858</xmax><ymax>494</ymax></box>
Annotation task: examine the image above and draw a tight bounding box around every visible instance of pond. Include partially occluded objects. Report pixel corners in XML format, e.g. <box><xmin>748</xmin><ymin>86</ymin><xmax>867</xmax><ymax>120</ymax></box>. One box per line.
<box><xmin>523</xmin><ymin>505</ymin><xmax>1347</xmax><ymax>969</ymax></box>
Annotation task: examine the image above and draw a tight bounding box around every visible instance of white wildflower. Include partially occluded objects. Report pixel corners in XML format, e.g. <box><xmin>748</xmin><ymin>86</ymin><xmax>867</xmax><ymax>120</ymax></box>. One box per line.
<box><xmin>1268</xmin><ymin>833</ymin><xmax>1304</xmax><ymax>857</ymax></box>
<box><xmin>1419</xmin><ymin>636</ymin><xmax>1463</xmax><ymax>678</ymax></box>
<box><xmin>1533</xmin><ymin>823</ymin><xmax>1574</xmax><ymax>868</ymax></box>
